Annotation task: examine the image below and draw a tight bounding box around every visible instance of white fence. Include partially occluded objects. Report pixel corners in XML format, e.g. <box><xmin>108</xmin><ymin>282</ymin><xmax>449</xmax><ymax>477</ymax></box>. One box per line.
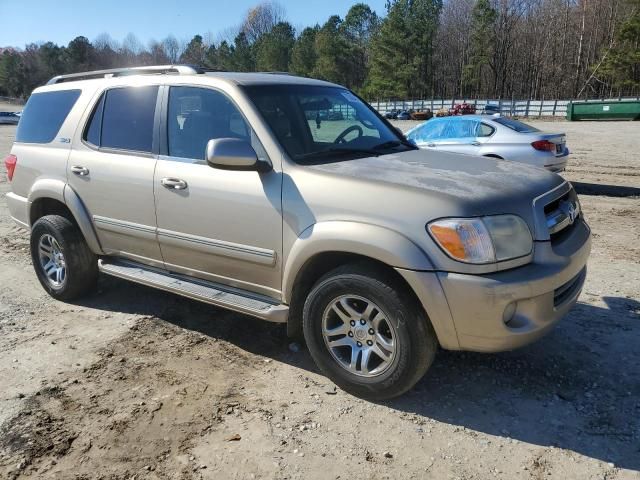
<box><xmin>370</xmin><ymin>97</ymin><xmax>640</xmax><ymax>118</ymax></box>
<box><xmin>0</xmin><ymin>96</ymin><xmax>25</xmax><ymax>105</ymax></box>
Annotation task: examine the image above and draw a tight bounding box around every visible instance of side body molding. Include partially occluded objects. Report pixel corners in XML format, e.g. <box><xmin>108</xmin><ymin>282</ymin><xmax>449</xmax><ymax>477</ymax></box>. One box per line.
<box><xmin>282</xmin><ymin>221</ymin><xmax>435</xmax><ymax>303</ymax></box>
<box><xmin>27</xmin><ymin>179</ymin><xmax>104</xmax><ymax>254</ymax></box>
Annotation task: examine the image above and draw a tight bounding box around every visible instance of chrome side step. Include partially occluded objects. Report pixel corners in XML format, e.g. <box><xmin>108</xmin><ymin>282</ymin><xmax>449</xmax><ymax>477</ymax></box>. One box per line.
<box><xmin>98</xmin><ymin>259</ymin><xmax>288</xmax><ymax>323</ymax></box>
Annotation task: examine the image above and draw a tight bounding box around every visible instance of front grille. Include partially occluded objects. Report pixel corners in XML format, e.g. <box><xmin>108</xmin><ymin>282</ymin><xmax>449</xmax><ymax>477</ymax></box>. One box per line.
<box><xmin>545</xmin><ymin>188</ymin><xmax>580</xmax><ymax>241</ymax></box>
<box><xmin>554</xmin><ymin>267</ymin><xmax>586</xmax><ymax>307</ymax></box>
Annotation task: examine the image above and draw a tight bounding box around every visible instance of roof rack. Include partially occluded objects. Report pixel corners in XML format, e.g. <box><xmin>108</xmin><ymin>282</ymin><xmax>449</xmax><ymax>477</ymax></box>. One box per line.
<box><xmin>46</xmin><ymin>64</ymin><xmax>208</xmax><ymax>85</ymax></box>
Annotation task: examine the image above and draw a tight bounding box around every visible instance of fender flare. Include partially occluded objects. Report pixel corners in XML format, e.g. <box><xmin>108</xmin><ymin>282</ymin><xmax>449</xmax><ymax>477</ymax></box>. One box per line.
<box><xmin>282</xmin><ymin>221</ymin><xmax>434</xmax><ymax>303</ymax></box>
<box><xmin>27</xmin><ymin>179</ymin><xmax>104</xmax><ymax>254</ymax></box>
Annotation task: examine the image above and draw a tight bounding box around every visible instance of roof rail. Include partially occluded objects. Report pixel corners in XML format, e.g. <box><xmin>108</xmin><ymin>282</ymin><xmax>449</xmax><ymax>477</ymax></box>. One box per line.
<box><xmin>46</xmin><ymin>64</ymin><xmax>206</xmax><ymax>85</ymax></box>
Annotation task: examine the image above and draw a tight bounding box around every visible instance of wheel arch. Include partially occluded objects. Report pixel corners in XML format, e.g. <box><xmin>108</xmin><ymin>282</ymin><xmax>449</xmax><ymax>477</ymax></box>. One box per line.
<box><xmin>282</xmin><ymin>221</ymin><xmax>435</xmax><ymax>338</ymax></box>
<box><xmin>28</xmin><ymin>179</ymin><xmax>104</xmax><ymax>254</ymax></box>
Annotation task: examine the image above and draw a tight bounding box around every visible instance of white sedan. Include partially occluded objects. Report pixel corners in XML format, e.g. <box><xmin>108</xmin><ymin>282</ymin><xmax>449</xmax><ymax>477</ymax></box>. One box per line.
<box><xmin>405</xmin><ymin>115</ymin><xmax>569</xmax><ymax>172</ymax></box>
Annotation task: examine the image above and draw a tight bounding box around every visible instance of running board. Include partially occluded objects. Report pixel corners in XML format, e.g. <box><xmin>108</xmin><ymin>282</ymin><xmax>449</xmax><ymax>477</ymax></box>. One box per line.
<box><xmin>98</xmin><ymin>259</ymin><xmax>288</xmax><ymax>323</ymax></box>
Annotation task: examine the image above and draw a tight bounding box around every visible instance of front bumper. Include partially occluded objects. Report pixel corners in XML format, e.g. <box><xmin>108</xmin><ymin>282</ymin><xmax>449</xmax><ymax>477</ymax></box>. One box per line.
<box><xmin>397</xmin><ymin>219</ymin><xmax>591</xmax><ymax>352</ymax></box>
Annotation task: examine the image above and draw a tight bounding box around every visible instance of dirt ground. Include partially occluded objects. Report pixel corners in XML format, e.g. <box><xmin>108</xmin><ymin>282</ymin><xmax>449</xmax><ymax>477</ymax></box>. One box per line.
<box><xmin>0</xmin><ymin>114</ymin><xmax>639</xmax><ymax>479</ymax></box>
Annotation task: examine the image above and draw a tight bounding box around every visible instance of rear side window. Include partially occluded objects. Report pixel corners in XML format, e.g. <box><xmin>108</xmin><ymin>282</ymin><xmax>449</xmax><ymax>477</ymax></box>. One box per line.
<box><xmin>16</xmin><ymin>89</ymin><xmax>81</xmax><ymax>143</ymax></box>
<box><xmin>85</xmin><ymin>86</ymin><xmax>158</xmax><ymax>153</ymax></box>
<box><xmin>477</xmin><ymin>122</ymin><xmax>495</xmax><ymax>137</ymax></box>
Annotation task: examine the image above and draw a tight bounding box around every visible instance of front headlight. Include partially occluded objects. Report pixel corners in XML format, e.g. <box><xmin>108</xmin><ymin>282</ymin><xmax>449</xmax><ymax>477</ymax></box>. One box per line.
<box><xmin>428</xmin><ymin>215</ymin><xmax>533</xmax><ymax>264</ymax></box>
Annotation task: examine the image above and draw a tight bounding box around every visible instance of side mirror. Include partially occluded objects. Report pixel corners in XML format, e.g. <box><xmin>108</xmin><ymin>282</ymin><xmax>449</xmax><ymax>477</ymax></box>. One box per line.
<box><xmin>206</xmin><ymin>138</ymin><xmax>271</xmax><ymax>172</ymax></box>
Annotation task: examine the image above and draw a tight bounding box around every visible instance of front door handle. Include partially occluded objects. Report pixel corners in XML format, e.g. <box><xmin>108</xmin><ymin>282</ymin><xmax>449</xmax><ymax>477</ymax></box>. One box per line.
<box><xmin>161</xmin><ymin>177</ymin><xmax>188</xmax><ymax>190</ymax></box>
<box><xmin>426</xmin><ymin>142</ymin><xmax>436</xmax><ymax>148</ymax></box>
<box><xmin>71</xmin><ymin>165</ymin><xmax>90</xmax><ymax>176</ymax></box>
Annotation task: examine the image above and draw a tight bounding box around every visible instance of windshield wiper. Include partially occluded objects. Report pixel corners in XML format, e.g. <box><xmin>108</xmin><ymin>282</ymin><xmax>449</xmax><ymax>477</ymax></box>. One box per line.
<box><xmin>372</xmin><ymin>139</ymin><xmax>417</xmax><ymax>151</ymax></box>
<box><xmin>295</xmin><ymin>147</ymin><xmax>382</xmax><ymax>161</ymax></box>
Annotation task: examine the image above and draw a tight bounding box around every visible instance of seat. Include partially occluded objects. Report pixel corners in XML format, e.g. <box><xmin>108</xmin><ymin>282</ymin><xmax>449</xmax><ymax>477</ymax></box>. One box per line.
<box><xmin>267</xmin><ymin>113</ymin><xmax>304</xmax><ymax>158</ymax></box>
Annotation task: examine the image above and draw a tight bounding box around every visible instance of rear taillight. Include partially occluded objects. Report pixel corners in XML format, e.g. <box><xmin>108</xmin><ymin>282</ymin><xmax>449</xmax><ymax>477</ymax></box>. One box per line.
<box><xmin>531</xmin><ymin>140</ymin><xmax>555</xmax><ymax>152</ymax></box>
<box><xmin>4</xmin><ymin>154</ymin><xmax>17</xmax><ymax>181</ymax></box>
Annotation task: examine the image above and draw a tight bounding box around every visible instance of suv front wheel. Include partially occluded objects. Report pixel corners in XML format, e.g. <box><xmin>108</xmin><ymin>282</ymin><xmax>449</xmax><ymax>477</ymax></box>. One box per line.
<box><xmin>302</xmin><ymin>264</ymin><xmax>437</xmax><ymax>400</ymax></box>
<box><xmin>30</xmin><ymin>215</ymin><xmax>98</xmax><ymax>301</ymax></box>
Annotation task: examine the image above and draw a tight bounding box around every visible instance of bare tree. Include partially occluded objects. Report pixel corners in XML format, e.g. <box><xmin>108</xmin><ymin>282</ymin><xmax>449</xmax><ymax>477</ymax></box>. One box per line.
<box><xmin>161</xmin><ymin>35</ymin><xmax>182</xmax><ymax>63</ymax></box>
<box><xmin>241</xmin><ymin>1</ymin><xmax>287</xmax><ymax>43</ymax></box>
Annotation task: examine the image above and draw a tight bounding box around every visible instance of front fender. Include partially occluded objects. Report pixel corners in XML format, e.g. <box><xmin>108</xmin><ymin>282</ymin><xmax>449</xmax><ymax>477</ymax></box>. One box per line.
<box><xmin>282</xmin><ymin>221</ymin><xmax>434</xmax><ymax>302</ymax></box>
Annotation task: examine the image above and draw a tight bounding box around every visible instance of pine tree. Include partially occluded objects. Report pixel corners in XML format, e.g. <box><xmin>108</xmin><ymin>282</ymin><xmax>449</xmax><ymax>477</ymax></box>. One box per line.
<box><xmin>600</xmin><ymin>0</ymin><xmax>640</xmax><ymax>92</ymax></box>
<box><xmin>255</xmin><ymin>22</ymin><xmax>295</xmax><ymax>71</ymax></box>
<box><xmin>233</xmin><ymin>32</ymin><xmax>256</xmax><ymax>72</ymax></box>
<box><xmin>290</xmin><ymin>26</ymin><xmax>319</xmax><ymax>77</ymax></box>
<box><xmin>180</xmin><ymin>35</ymin><xmax>207</xmax><ymax>65</ymax></box>
<box><xmin>462</xmin><ymin>0</ymin><xmax>497</xmax><ymax>96</ymax></box>
<box><xmin>313</xmin><ymin>16</ymin><xmax>350</xmax><ymax>85</ymax></box>
<box><xmin>366</xmin><ymin>0</ymin><xmax>442</xmax><ymax>99</ymax></box>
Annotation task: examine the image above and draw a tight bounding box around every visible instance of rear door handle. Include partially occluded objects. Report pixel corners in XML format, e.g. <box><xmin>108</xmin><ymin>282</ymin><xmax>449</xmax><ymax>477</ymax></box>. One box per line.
<box><xmin>161</xmin><ymin>177</ymin><xmax>188</xmax><ymax>190</ymax></box>
<box><xmin>470</xmin><ymin>141</ymin><xmax>481</xmax><ymax>146</ymax></box>
<box><xmin>71</xmin><ymin>165</ymin><xmax>89</xmax><ymax>176</ymax></box>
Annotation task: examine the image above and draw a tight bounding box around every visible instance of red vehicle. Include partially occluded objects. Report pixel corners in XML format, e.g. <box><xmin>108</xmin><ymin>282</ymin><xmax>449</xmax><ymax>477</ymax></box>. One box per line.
<box><xmin>449</xmin><ymin>102</ymin><xmax>476</xmax><ymax>116</ymax></box>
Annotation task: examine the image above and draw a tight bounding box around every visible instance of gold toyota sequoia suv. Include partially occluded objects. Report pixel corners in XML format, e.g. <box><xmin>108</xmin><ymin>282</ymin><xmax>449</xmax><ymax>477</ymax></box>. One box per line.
<box><xmin>4</xmin><ymin>66</ymin><xmax>591</xmax><ymax>399</ymax></box>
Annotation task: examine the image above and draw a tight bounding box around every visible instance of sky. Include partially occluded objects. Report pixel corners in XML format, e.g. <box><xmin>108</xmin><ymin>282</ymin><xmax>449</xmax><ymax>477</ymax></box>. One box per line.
<box><xmin>0</xmin><ymin>0</ymin><xmax>388</xmax><ymax>49</ymax></box>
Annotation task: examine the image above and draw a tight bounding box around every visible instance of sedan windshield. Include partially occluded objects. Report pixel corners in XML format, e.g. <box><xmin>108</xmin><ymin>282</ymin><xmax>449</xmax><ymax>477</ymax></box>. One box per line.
<box><xmin>243</xmin><ymin>85</ymin><xmax>415</xmax><ymax>163</ymax></box>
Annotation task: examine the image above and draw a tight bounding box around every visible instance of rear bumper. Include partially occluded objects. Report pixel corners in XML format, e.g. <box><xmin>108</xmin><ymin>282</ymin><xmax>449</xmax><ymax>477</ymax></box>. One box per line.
<box><xmin>545</xmin><ymin>148</ymin><xmax>569</xmax><ymax>172</ymax></box>
<box><xmin>5</xmin><ymin>192</ymin><xmax>29</xmax><ymax>228</ymax></box>
<box><xmin>397</xmin><ymin>219</ymin><xmax>591</xmax><ymax>352</ymax></box>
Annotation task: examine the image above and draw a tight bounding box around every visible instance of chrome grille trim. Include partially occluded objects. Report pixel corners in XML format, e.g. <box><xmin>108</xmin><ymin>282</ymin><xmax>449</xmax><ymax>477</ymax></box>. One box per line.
<box><xmin>546</xmin><ymin>199</ymin><xmax>581</xmax><ymax>235</ymax></box>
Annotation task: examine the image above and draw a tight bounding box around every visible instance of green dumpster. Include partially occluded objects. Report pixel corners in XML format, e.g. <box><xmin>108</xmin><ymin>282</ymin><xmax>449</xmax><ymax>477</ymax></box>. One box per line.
<box><xmin>566</xmin><ymin>100</ymin><xmax>640</xmax><ymax>121</ymax></box>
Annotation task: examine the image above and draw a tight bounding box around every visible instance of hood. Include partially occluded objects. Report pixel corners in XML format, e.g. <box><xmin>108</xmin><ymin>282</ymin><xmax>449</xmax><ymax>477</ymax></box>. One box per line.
<box><xmin>306</xmin><ymin>148</ymin><xmax>564</xmax><ymax>213</ymax></box>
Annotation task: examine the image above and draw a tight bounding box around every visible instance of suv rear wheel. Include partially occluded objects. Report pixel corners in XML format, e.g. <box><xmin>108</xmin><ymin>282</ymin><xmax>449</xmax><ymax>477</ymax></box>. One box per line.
<box><xmin>30</xmin><ymin>215</ymin><xmax>98</xmax><ymax>300</ymax></box>
<box><xmin>302</xmin><ymin>264</ymin><xmax>437</xmax><ymax>400</ymax></box>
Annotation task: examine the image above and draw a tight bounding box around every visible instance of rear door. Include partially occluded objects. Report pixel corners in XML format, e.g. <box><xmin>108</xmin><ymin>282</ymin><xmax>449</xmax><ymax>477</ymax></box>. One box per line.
<box><xmin>67</xmin><ymin>85</ymin><xmax>163</xmax><ymax>266</ymax></box>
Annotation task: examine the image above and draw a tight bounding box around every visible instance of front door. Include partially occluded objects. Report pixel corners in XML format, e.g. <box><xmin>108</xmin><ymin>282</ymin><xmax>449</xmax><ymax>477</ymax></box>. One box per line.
<box><xmin>67</xmin><ymin>85</ymin><xmax>163</xmax><ymax>266</ymax></box>
<box><xmin>153</xmin><ymin>85</ymin><xmax>282</xmax><ymax>299</ymax></box>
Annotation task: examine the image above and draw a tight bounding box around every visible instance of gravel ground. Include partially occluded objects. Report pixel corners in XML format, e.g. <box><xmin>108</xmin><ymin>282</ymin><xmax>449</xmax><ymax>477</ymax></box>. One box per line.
<box><xmin>0</xmin><ymin>117</ymin><xmax>639</xmax><ymax>479</ymax></box>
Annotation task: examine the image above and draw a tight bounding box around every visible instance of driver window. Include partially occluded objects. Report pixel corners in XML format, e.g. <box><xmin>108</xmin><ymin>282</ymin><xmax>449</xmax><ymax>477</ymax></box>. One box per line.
<box><xmin>167</xmin><ymin>86</ymin><xmax>251</xmax><ymax>160</ymax></box>
<box><xmin>304</xmin><ymin>96</ymin><xmax>381</xmax><ymax>144</ymax></box>
<box><xmin>444</xmin><ymin>120</ymin><xmax>476</xmax><ymax>139</ymax></box>
<box><xmin>415</xmin><ymin>120</ymin><xmax>447</xmax><ymax>141</ymax></box>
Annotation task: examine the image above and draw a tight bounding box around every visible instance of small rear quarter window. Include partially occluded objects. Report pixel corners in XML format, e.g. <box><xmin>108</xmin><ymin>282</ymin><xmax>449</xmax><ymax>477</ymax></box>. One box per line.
<box><xmin>16</xmin><ymin>89</ymin><xmax>81</xmax><ymax>143</ymax></box>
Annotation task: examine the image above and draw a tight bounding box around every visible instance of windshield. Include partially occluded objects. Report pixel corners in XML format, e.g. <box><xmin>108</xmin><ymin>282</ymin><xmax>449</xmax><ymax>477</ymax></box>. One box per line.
<box><xmin>243</xmin><ymin>85</ymin><xmax>414</xmax><ymax>163</ymax></box>
<box><xmin>493</xmin><ymin>117</ymin><xmax>540</xmax><ymax>133</ymax></box>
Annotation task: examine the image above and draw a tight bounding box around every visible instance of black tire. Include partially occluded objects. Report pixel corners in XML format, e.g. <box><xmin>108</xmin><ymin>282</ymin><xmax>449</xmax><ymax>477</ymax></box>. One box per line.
<box><xmin>302</xmin><ymin>263</ymin><xmax>437</xmax><ymax>401</ymax></box>
<box><xmin>30</xmin><ymin>215</ymin><xmax>98</xmax><ymax>301</ymax></box>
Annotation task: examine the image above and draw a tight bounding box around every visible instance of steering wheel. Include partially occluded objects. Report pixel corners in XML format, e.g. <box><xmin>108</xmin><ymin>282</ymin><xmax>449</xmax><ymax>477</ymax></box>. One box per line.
<box><xmin>334</xmin><ymin>125</ymin><xmax>363</xmax><ymax>144</ymax></box>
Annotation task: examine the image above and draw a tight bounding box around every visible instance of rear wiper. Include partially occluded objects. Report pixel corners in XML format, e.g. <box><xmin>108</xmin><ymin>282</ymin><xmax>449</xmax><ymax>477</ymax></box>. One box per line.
<box><xmin>373</xmin><ymin>139</ymin><xmax>417</xmax><ymax>150</ymax></box>
<box><xmin>296</xmin><ymin>147</ymin><xmax>382</xmax><ymax>161</ymax></box>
